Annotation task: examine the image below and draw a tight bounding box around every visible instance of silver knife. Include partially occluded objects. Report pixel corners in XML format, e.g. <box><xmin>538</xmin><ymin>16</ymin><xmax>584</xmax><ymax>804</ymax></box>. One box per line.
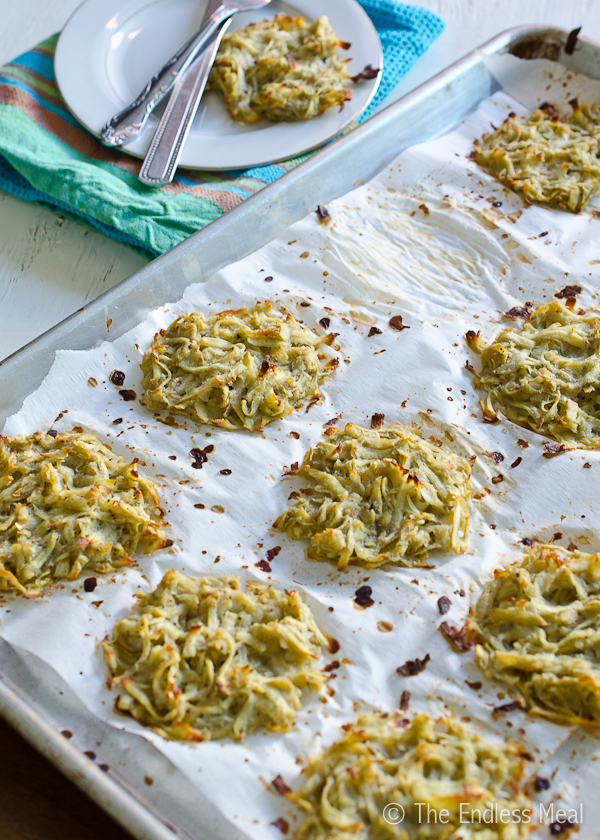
<box><xmin>100</xmin><ymin>0</ymin><xmax>270</xmax><ymax>147</ymax></box>
<box><xmin>138</xmin><ymin>1</ymin><xmax>230</xmax><ymax>185</ymax></box>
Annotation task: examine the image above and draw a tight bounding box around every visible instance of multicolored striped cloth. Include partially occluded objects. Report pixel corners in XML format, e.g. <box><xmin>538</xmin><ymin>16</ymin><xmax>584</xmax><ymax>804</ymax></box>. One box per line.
<box><xmin>0</xmin><ymin>2</ymin><xmax>443</xmax><ymax>256</ymax></box>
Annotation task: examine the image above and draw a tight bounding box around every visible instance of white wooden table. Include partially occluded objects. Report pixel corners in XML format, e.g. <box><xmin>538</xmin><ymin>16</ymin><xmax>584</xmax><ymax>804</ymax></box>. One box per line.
<box><xmin>1</xmin><ymin>0</ymin><xmax>600</xmax><ymax>363</ymax></box>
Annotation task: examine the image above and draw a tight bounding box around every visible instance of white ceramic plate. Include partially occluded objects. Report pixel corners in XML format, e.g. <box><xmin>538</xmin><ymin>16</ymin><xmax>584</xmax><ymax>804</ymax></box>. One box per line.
<box><xmin>55</xmin><ymin>0</ymin><xmax>382</xmax><ymax>170</ymax></box>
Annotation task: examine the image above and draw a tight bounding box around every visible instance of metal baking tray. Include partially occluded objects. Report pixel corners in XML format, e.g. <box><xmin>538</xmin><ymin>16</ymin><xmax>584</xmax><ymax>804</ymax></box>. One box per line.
<box><xmin>0</xmin><ymin>24</ymin><xmax>596</xmax><ymax>840</ymax></box>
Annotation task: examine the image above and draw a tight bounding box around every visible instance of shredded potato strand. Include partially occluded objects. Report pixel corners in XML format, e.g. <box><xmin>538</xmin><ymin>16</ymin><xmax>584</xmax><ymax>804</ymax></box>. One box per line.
<box><xmin>276</xmin><ymin>423</ymin><xmax>472</xmax><ymax>570</ymax></box>
<box><xmin>291</xmin><ymin>713</ymin><xmax>531</xmax><ymax>840</ymax></box>
<box><xmin>209</xmin><ymin>16</ymin><xmax>352</xmax><ymax>123</ymax></box>
<box><xmin>470</xmin><ymin>544</ymin><xmax>600</xmax><ymax>727</ymax></box>
<box><xmin>141</xmin><ymin>302</ymin><xmax>336</xmax><ymax>431</ymax></box>
<box><xmin>103</xmin><ymin>571</ymin><xmax>328</xmax><ymax>741</ymax></box>
<box><xmin>0</xmin><ymin>431</ymin><xmax>167</xmax><ymax>592</ymax></box>
<box><xmin>474</xmin><ymin>103</ymin><xmax>600</xmax><ymax>212</ymax></box>
<box><xmin>471</xmin><ymin>300</ymin><xmax>600</xmax><ymax>447</ymax></box>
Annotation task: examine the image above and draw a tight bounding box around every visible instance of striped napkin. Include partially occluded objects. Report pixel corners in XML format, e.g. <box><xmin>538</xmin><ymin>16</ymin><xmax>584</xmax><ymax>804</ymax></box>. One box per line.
<box><xmin>0</xmin><ymin>2</ymin><xmax>443</xmax><ymax>256</ymax></box>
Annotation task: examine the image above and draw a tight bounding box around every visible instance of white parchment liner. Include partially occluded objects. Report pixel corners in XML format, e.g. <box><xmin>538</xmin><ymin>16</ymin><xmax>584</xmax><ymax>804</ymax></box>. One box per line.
<box><xmin>3</xmin><ymin>55</ymin><xmax>600</xmax><ymax>839</ymax></box>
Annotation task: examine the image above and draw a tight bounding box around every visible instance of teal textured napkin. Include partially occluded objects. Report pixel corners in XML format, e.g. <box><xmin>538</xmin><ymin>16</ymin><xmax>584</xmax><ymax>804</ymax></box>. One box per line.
<box><xmin>0</xmin><ymin>2</ymin><xmax>443</xmax><ymax>257</ymax></box>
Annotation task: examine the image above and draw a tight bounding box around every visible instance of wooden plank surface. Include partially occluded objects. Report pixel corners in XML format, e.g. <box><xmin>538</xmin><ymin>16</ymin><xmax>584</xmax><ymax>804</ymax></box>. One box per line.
<box><xmin>0</xmin><ymin>714</ymin><xmax>133</xmax><ymax>840</ymax></box>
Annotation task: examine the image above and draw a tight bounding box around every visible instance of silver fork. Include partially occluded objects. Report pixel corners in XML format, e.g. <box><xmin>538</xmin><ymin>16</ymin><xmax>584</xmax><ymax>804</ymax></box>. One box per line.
<box><xmin>100</xmin><ymin>0</ymin><xmax>271</xmax><ymax>147</ymax></box>
<box><xmin>138</xmin><ymin>0</ymin><xmax>230</xmax><ymax>185</ymax></box>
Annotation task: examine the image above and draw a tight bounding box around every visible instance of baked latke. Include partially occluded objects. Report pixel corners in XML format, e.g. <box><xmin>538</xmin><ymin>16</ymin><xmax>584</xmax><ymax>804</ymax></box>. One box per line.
<box><xmin>469</xmin><ymin>543</ymin><xmax>600</xmax><ymax>727</ymax></box>
<box><xmin>0</xmin><ymin>430</ymin><xmax>168</xmax><ymax>593</ymax></box>
<box><xmin>474</xmin><ymin>102</ymin><xmax>600</xmax><ymax>212</ymax></box>
<box><xmin>291</xmin><ymin>713</ymin><xmax>531</xmax><ymax>840</ymax></box>
<box><xmin>275</xmin><ymin>423</ymin><xmax>472</xmax><ymax>570</ymax></box>
<box><xmin>467</xmin><ymin>300</ymin><xmax>600</xmax><ymax>447</ymax></box>
<box><xmin>141</xmin><ymin>302</ymin><xmax>337</xmax><ymax>431</ymax></box>
<box><xmin>104</xmin><ymin>570</ymin><xmax>328</xmax><ymax>741</ymax></box>
<box><xmin>209</xmin><ymin>15</ymin><xmax>353</xmax><ymax>123</ymax></box>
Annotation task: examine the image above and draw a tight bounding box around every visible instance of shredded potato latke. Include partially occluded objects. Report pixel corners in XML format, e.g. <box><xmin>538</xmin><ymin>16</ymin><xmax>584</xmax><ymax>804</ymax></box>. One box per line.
<box><xmin>209</xmin><ymin>15</ymin><xmax>352</xmax><ymax>123</ymax></box>
<box><xmin>0</xmin><ymin>431</ymin><xmax>167</xmax><ymax>593</ymax></box>
<box><xmin>103</xmin><ymin>570</ymin><xmax>328</xmax><ymax>741</ymax></box>
<box><xmin>291</xmin><ymin>713</ymin><xmax>531</xmax><ymax>840</ymax></box>
<box><xmin>469</xmin><ymin>300</ymin><xmax>600</xmax><ymax>447</ymax></box>
<box><xmin>275</xmin><ymin>423</ymin><xmax>472</xmax><ymax>570</ymax></box>
<box><xmin>141</xmin><ymin>302</ymin><xmax>336</xmax><ymax>431</ymax></box>
<box><xmin>470</xmin><ymin>543</ymin><xmax>600</xmax><ymax>727</ymax></box>
<box><xmin>474</xmin><ymin>103</ymin><xmax>600</xmax><ymax>212</ymax></box>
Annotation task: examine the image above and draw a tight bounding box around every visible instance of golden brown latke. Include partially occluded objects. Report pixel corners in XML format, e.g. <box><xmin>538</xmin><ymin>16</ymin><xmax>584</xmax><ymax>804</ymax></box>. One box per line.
<box><xmin>276</xmin><ymin>423</ymin><xmax>472</xmax><ymax>570</ymax></box>
<box><xmin>209</xmin><ymin>15</ymin><xmax>353</xmax><ymax>122</ymax></box>
<box><xmin>140</xmin><ymin>302</ymin><xmax>337</xmax><ymax>431</ymax></box>
<box><xmin>470</xmin><ymin>543</ymin><xmax>600</xmax><ymax>727</ymax></box>
<box><xmin>104</xmin><ymin>570</ymin><xmax>328</xmax><ymax>741</ymax></box>
<box><xmin>0</xmin><ymin>430</ymin><xmax>168</xmax><ymax>593</ymax></box>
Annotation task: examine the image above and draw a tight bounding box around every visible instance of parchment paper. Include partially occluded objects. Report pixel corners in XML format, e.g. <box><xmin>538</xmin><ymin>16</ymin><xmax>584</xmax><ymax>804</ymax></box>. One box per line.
<box><xmin>3</xmin><ymin>54</ymin><xmax>600</xmax><ymax>839</ymax></box>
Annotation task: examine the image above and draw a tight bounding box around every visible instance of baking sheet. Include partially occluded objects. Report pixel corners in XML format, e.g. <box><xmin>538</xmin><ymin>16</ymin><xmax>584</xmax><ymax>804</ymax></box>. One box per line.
<box><xmin>3</xmin><ymin>54</ymin><xmax>600</xmax><ymax>838</ymax></box>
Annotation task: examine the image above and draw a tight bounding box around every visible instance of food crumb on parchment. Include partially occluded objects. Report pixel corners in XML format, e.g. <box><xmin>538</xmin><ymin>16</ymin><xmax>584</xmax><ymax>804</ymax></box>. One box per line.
<box><xmin>354</xmin><ymin>586</ymin><xmax>374</xmax><ymax>608</ymax></box>
<box><xmin>397</xmin><ymin>654</ymin><xmax>430</xmax><ymax>677</ymax></box>
<box><xmin>437</xmin><ymin>596</ymin><xmax>451</xmax><ymax>615</ymax></box>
